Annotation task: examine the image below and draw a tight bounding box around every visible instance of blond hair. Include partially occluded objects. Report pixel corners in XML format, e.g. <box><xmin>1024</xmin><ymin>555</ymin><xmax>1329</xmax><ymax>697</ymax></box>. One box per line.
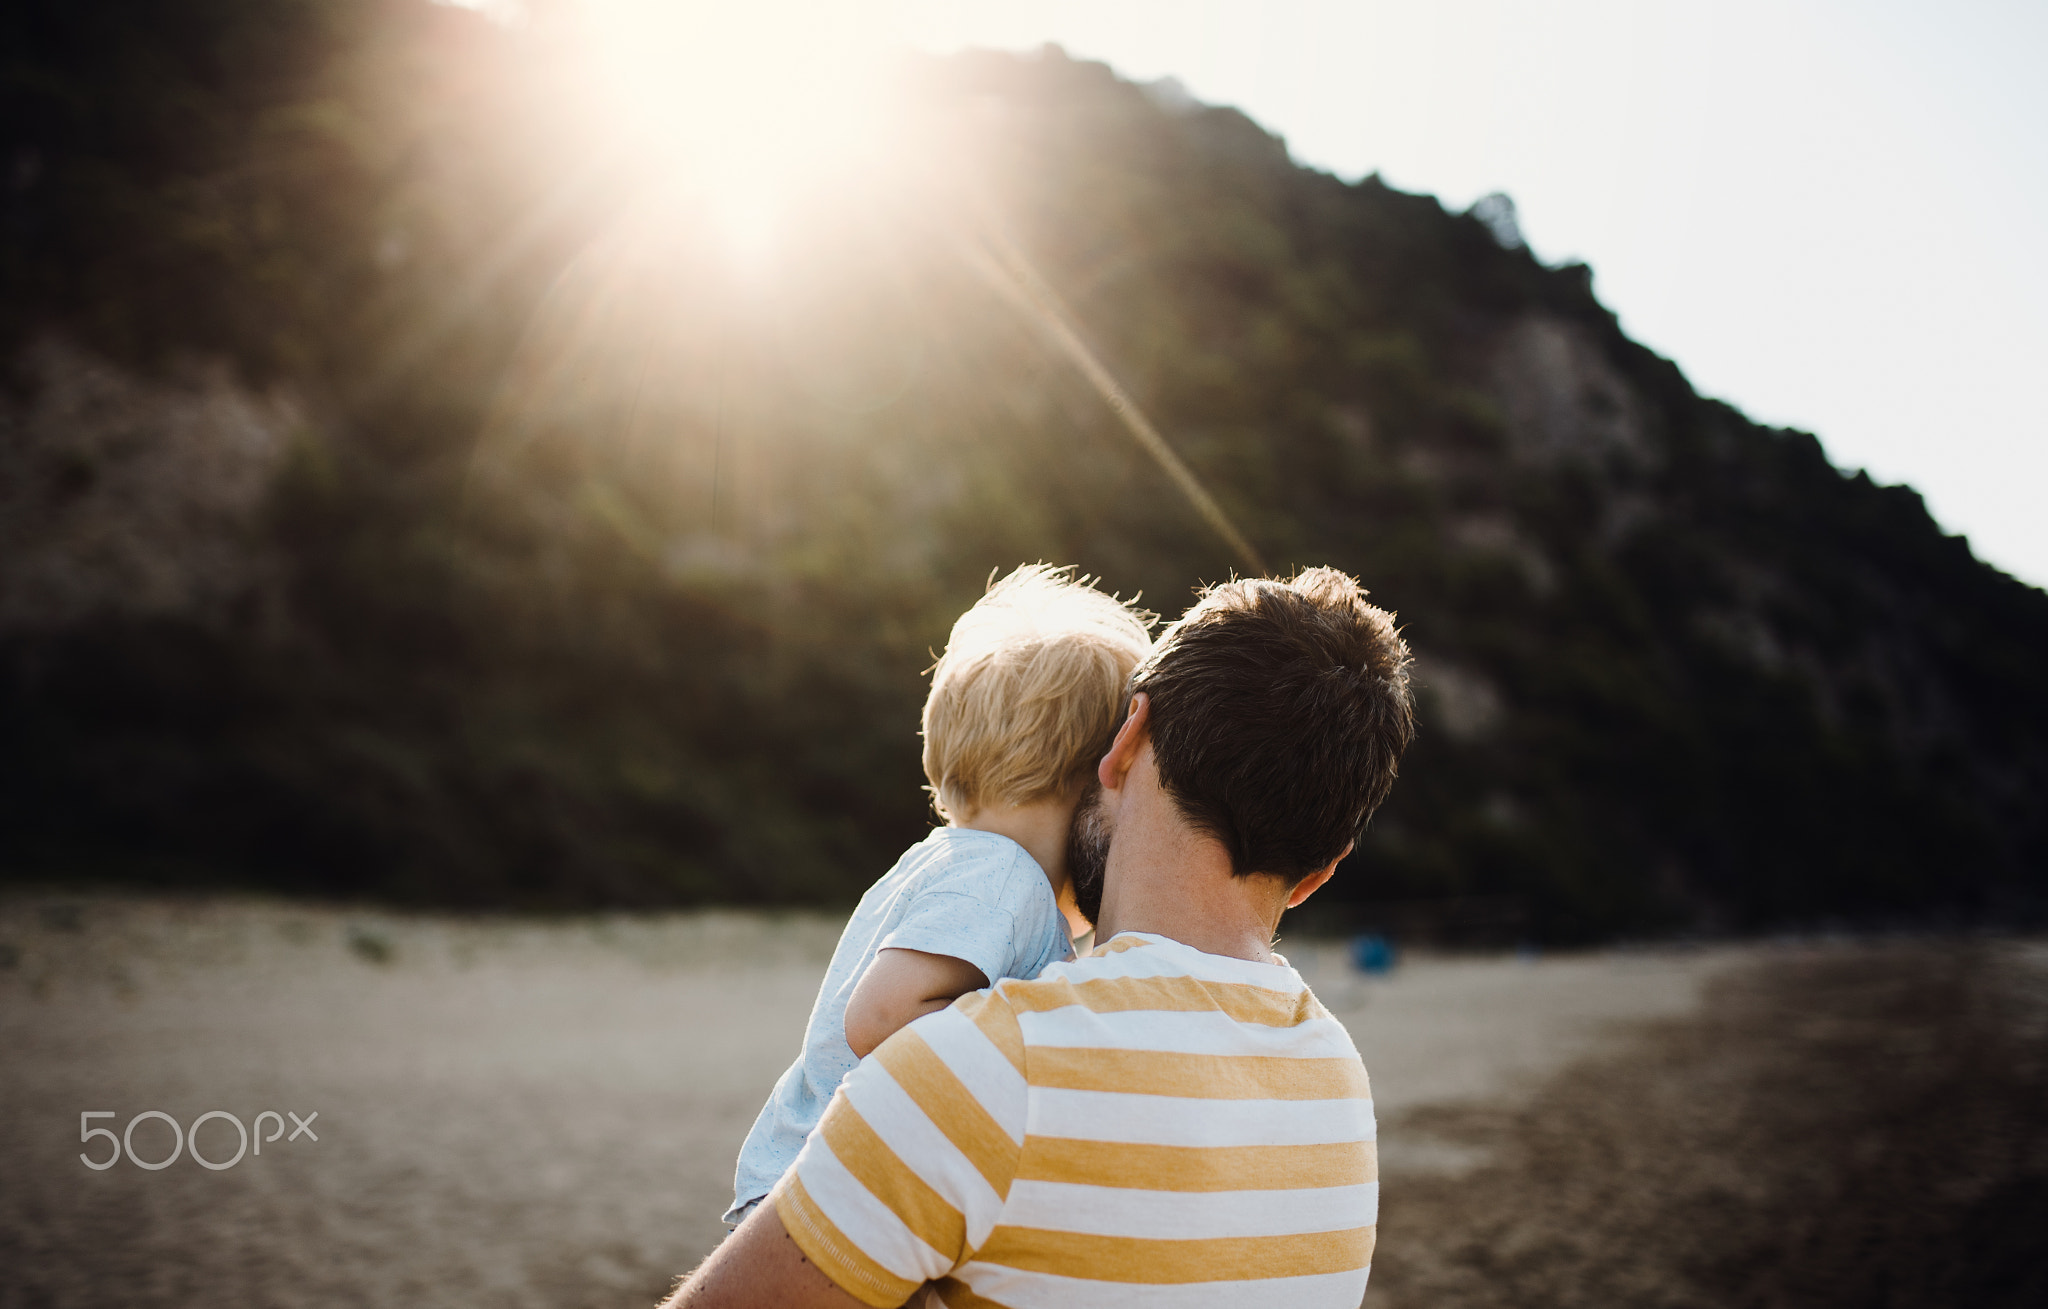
<box><xmin>923</xmin><ymin>565</ymin><xmax>1155</xmax><ymax>821</ymax></box>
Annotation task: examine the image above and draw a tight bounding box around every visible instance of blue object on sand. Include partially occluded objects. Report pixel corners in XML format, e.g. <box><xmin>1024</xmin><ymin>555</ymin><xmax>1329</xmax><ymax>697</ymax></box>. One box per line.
<box><xmin>1350</xmin><ymin>933</ymin><xmax>1397</xmax><ymax>975</ymax></box>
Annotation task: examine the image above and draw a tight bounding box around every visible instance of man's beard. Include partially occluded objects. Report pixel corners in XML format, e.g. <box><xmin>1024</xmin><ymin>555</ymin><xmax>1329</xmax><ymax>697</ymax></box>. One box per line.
<box><xmin>1066</xmin><ymin>779</ymin><xmax>1112</xmax><ymax>928</ymax></box>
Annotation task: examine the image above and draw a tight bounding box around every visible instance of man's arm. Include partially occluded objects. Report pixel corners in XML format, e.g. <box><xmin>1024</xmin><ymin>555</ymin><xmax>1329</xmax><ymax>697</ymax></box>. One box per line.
<box><xmin>842</xmin><ymin>948</ymin><xmax>987</xmax><ymax>1058</ymax></box>
<box><xmin>670</xmin><ymin>989</ymin><xmax>1027</xmax><ymax>1308</ymax></box>
<box><xmin>661</xmin><ymin>1201</ymin><xmax>871</xmax><ymax>1309</ymax></box>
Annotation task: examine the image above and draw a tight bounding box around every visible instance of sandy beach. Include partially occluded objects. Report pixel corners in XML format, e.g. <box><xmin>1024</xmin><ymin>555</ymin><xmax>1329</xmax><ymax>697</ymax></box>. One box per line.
<box><xmin>2</xmin><ymin>895</ymin><xmax>2040</xmax><ymax>1308</ymax></box>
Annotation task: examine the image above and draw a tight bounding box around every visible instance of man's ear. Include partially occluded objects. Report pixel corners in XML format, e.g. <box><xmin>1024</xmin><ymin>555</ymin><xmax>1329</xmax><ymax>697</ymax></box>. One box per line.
<box><xmin>1284</xmin><ymin>841</ymin><xmax>1353</xmax><ymax>910</ymax></box>
<box><xmin>1097</xmin><ymin>693</ymin><xmax>1150</xmax><ymax>793</ymax></box>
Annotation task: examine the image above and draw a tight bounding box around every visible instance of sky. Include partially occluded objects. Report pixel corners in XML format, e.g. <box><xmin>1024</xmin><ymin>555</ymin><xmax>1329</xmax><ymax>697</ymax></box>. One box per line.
<box><xmin>892</xmin><ymin>0</ymin><xmax>2048</xmax><ymax>588</ymax></box>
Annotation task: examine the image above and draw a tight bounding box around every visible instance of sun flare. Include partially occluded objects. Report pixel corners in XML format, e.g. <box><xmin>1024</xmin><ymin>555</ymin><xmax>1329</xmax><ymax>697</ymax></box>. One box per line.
<box><xmin>582</xmin><ymin>0</ymin><xmax>903</xmax><ymax>254</ymax></box>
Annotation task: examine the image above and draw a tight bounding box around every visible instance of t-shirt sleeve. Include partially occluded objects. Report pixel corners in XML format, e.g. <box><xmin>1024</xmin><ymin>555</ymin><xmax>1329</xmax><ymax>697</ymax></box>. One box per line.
<box><xmin>771</xmin><ymin>988</ymin><xmax>1028</xmax><ymax>1308</ymax></box>
<box><xmin>878</xmin><ymin>848</ymin><xmax>1042</xmax><ymax>985</ymax></box>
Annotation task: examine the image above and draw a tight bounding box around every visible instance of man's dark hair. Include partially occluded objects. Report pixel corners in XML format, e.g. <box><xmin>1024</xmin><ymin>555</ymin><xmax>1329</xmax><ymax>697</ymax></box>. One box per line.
<box><xmin>1130</xmin><ymin>567</ymin><xmax>1415</xmax><ymax>883</ymax></box>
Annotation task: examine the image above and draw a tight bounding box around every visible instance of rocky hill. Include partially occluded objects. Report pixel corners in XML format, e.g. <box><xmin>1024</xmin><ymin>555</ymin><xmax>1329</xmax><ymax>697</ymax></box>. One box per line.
<box><xmin>4</xmin><ymin>1</ymin><xmax>2042</xmax><ymax>936</ymax></box>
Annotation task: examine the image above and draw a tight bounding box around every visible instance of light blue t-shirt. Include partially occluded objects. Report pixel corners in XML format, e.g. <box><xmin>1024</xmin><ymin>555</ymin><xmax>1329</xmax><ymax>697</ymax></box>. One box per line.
<box><xmin>725</xmin><ymin>827</ymin><xmax>1073</xmax><ymax>1221</ymax></box>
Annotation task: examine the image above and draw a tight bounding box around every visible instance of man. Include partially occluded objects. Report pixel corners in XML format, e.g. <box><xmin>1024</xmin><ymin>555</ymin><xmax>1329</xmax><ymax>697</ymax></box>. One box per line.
<box><xmin>668</xmin><ymin>567</ymin><xmax>1415</xmax><ymax>1308</ymax></box>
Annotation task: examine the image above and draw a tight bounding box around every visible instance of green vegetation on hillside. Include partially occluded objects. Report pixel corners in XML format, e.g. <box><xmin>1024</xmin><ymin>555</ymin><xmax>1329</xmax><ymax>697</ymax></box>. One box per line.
<box><xmin>4</xmin><ymin>0</ymin><xmax>2043</xmax><ymax>937</ymax></box>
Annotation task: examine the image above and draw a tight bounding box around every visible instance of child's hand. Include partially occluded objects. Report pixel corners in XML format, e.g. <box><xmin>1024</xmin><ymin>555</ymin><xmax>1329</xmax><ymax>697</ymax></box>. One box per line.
<box><xmin>843</xmin><ymin>949</ymin><xmax>989</xmax><ymax>1058</ymax></box>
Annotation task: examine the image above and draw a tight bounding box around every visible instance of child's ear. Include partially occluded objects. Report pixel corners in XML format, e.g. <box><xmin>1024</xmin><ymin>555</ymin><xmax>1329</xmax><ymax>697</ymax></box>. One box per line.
<box><xmin>1098</xmin><ymin>693</ymin><xmax>1151</xmax><ymax>792</ymax></box>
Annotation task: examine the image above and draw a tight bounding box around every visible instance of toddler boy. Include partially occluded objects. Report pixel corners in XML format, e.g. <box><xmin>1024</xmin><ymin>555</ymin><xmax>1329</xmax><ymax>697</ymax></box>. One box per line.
<box><xmin>723</xmin><ymin>564</ymin><xmax>1152</xmax><ymax>1224</ymax></box>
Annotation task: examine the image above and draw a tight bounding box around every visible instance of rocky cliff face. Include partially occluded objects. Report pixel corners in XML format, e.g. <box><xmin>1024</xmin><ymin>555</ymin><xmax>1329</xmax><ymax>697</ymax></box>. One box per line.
<box><xmin>1</xmin><ymin>339</ymin><xmax>297</xmax><ymax>633</ymax></box>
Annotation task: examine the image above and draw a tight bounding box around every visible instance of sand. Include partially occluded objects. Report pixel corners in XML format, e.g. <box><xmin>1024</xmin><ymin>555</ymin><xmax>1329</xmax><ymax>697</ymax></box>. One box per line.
<box><xmin>2</xmin><ymin>895</ymin><xmax>2037</xmax><ymax>1308</ymax></box>
<box><xmin>1364</xmin><ymin>937</ymin><xmax>2048</xmax><ymax>1309</ymax></box>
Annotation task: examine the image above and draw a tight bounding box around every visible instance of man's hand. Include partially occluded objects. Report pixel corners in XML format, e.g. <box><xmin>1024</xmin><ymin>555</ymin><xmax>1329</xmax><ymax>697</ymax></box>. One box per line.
<box><xmin>661</xmin><ymin>1201</ymin><xmax>876</xmax><ymax>1309</ymax></box>
<box><xmin>842</xmin><ymin>948</ymin><xmax>987</xmax><ymax>1058</ymax></box>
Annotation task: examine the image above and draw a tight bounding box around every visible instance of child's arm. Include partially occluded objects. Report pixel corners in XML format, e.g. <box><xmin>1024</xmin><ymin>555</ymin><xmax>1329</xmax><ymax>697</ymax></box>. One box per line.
<box><xmin>843</xmin><ymin>949</ymin><xmax>990</xmax><ymax>1058</ymax></box>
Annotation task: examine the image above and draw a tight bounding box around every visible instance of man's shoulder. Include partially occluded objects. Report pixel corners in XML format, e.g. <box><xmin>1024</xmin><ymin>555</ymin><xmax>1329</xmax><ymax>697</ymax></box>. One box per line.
<box><xmin>998</xmin><ymin>931</ymin><xmax>1314</xmax><ymax>995</ymax></box>
<box><xmin>892</xmin><ymin>932</ymin><xmax>1366</xmax><ymax>1110</ymax></box>
<box><xmin>991</xmin><ymin>933</ymin><xmax>1351</xmax><ymax>1044</ymax></box>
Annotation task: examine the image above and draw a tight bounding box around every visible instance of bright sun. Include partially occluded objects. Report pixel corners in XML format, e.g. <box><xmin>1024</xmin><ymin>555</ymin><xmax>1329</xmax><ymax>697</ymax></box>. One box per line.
<box><xmin>580</xmin><ymin>0</ymin><xmax>903</xmax><ymax>256</ymax></box>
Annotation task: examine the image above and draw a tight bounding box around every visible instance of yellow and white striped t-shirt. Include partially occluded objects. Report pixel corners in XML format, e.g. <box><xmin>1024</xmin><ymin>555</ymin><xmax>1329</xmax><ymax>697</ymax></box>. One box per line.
<box><xmin>771</xmin><ymin>931</ymin><xmax>1378</xmax><ymax>1308</ymax></box>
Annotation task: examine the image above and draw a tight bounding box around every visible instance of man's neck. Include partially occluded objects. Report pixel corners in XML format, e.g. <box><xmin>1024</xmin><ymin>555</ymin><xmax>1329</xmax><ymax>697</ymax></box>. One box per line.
<box><xmin>1092</xmin><ymin>749</ymin><xmax>1293</xmax><ymax>965</ymax></box>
